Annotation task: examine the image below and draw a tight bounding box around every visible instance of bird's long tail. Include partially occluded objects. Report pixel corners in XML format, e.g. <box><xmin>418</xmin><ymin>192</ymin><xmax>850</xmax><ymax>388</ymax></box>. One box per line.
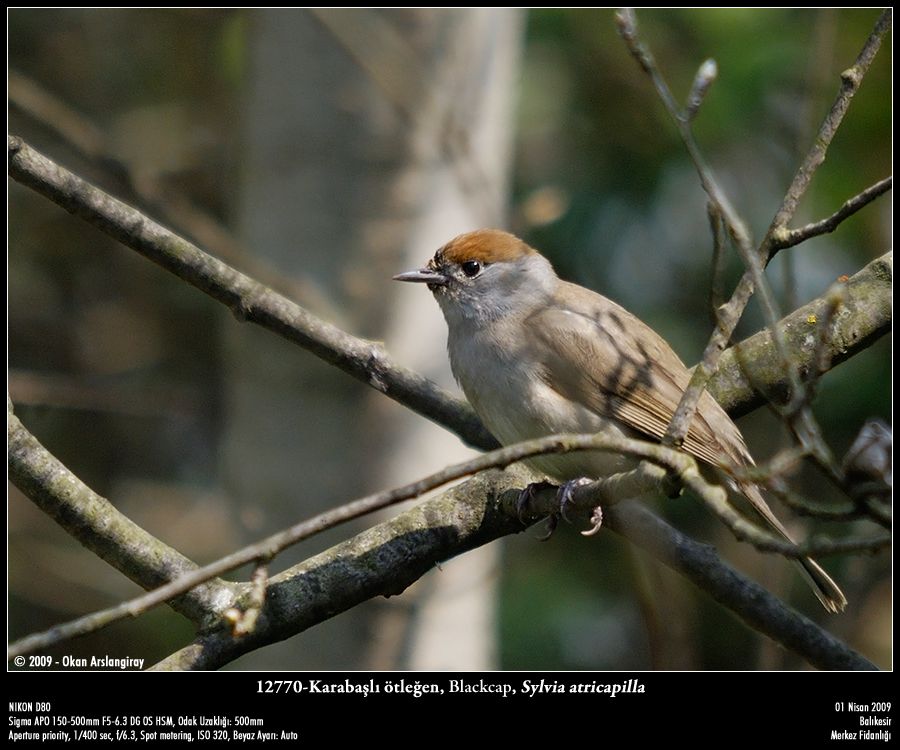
<box><xmin>739</xmin><ymin>481</ymin><xmax>847</xmax><ymax>614</ymax></box>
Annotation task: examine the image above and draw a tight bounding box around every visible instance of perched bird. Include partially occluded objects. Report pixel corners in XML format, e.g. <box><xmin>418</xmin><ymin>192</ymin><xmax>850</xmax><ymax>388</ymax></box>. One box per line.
<box><xmin>394</xmin><ymin>228</ymin><xmax>846</xmax><ymax>613</ymax></box>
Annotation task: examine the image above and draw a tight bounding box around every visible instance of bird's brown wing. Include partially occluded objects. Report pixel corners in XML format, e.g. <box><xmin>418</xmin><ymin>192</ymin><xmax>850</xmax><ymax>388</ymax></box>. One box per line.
<box><xmin>524</xmin><ymin>281</ymin><xmax>751</xmax><ymax>470</ymax></box>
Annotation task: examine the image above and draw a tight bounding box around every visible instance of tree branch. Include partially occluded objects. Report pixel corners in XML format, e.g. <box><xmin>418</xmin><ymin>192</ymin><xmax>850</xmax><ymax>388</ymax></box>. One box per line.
<box><xmin>7</xmin><ymin>135</ymin><xmax>497</xmax><ymax>452</ymax></box>
<box><xmin>11</xmin><ymin>415</ymin><xmax>885</xmax><ymax>663</ymax></box>
<box><xmin>8</xmin><ymin>136</ymin><xmax>890</xmax><ymax>668</ymax></box>
<box><xmin>602</xmin><ymin>500</ymin><xmax>876</xmax><ymax>671</ymax></box>
<box><xmin>771</xmin><ymin>177</ymin><xmax>892</xmax><ymax>252</ymax></box>
<box><xmin>764</xmin><ymin>8</ymin><xmax>892</xmax><ymax>247</ymax></box>
<box><xmin>616</xmin><ymin>8</ymin><xmax>759</xmax><ymax>453</ymax></box>
<box><xmin>7</xmin><ymin>396</ymin><xmax>233</xmax><ymax>625</ymax></box>
<box><xmin>616</xmin><ymin>8</ymin><xmax>891</xmax><ymax>462</ymax></box>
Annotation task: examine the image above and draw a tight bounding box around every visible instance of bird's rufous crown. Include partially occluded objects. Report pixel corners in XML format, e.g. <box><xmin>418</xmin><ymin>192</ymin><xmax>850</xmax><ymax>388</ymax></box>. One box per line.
<box><xmin>438</xmin><ymin>229</ymin><xmax>536</xmax><ymax>265</ymax></box>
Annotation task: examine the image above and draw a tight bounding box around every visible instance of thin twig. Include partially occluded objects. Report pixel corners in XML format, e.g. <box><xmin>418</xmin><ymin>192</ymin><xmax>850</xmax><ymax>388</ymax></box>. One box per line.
<box><xmin>726</xmin><ymin>189</ymin><xmax>843</xmax><ymax>481</ymax></box>
<box><xmin>772</xmin><ymin>177</ymin><xmax>893</xmax><ymax>252</ymax></box>
<box><xmin>769</xmin><ymin>484</ymin><xmax>865</xmax><ymax>522</ymax></box>
<box><xmin>11</xmin><ymin>413</ymin><xmax>886</xmax><ymax>660</ymax></box>
<box><xmin>616</xmin><ymin>8</ymin><xmax>890</xmax><ymax>467</ymax></box>
<box><xmin>616</xmin><ymin>8</ymin><xmax>758</xmax><ymax>453</ymax></box>
<box><xmin>707</xmin><ymin>202</ymin><xmax>729</xmax><ymax>323</ymax></box>
<box><xmin>764</xmin><ymin>9</ymin><xmax>892</xmax><ymax>249</ymax></box>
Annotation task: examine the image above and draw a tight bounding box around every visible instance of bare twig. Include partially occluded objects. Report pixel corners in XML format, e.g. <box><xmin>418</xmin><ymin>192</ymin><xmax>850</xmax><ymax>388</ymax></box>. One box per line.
<box><xmin>707</xmin><ymin>202</ymin><xmax>729</xmax><ymax>322</ymax></box>
<box><xmin>7</xmin><ymin>135</ymin><xmax>497</xmax><ymax>452</ymax></box>
<box><xmin>725</xmin><ymin>188</ymin><xmax>843</xmax><ymax>480</ymax></box>
<box><xmin>616</xmin><ymin>8</ymin><xmax>759</xmax><ymax>453</ymax></box>
<box><xmin>769</xmin><ymin>485</ymin><xmax>867</xmax><ymax>523</ymax></box>
<box><xmin>772</xmin><ymin>177</ymin><xmax>893</xmax><ymax>252</ymax></box>
<box><xmin>617</xmin><ymin>8</ymin><xmax>890</xmax><ymax>471</ymax></box>
<box><xmin>577</xmin><ymin>8</ymin><xmax>889</xmax><ymax>549</ymax></box>
<box><xmin>764</xmin><ymin>9</ymin><xmax>892</xmax><ymax>249</ymax></box>
<box><xmin>224</xmin><ymin>560</ymin><xmax>270</xmax><ymax>637</ymax></box>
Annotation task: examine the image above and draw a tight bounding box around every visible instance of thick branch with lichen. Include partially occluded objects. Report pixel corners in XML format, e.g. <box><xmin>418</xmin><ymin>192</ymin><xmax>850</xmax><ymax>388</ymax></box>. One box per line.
<box><xmin>708</xmin><ymin>253</ymin><xmax>892</xmax><ymax>417</ymax></box>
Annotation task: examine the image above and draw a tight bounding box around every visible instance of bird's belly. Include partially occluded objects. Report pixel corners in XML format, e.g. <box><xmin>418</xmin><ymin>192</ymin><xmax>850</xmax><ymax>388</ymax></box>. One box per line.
<box><xmin>462</xmin><ymin>365</ymin><xmax>637</xmax><ymax>482</ymax></box>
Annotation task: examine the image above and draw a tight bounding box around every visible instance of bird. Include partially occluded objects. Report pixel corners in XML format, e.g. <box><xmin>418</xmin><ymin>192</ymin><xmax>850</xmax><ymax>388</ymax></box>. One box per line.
<box><xmin>394</xmin><ymin>228</ymin><xmax>847</xmax><ymax>613</ymax></box>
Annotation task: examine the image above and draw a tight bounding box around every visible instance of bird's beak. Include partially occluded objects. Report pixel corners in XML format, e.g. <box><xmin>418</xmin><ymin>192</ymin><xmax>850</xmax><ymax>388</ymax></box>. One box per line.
<box><xmin>392</xmin><ymin>268</ymin><xmax>448</xmax><ymax>286</ymax></box>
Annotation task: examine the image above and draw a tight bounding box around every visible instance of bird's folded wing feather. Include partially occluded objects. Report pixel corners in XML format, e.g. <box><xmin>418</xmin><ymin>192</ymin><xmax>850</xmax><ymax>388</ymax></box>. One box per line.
<box><xmin>525</xmin><ymin>282</ymin><xmax>751</xmax><ymax>470</ymax></box>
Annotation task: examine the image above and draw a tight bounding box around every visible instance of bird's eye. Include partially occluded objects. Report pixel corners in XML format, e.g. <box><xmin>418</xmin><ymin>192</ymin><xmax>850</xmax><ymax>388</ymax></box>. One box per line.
<box><xmin>461</xmin><ymin>260</ymin><xmax>482</xmax><ymax>278</ymax></box>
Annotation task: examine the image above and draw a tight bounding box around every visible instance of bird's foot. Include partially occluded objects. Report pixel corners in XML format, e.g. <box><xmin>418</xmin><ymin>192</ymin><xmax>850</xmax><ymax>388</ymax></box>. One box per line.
<box><xmin>556</xmin><ymin>477</ymin><xmax>604</xmax><ymax>536</ymax></box>
<box><xmin>517</xmin><ymin>477</ymin><xmax>603</xmax><ymax>540</ymax></box>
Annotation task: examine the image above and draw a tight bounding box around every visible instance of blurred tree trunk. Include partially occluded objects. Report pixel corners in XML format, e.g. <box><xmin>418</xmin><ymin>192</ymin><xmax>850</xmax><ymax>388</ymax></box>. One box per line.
<box><xmin>223</xmin><ymin>8</ymin><xmax>522</xmax><ymax>669</ymax></box>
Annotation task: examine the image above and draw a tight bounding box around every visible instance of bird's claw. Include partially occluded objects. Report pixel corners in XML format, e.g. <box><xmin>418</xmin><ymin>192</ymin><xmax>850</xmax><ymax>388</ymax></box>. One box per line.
<box><xmin>535</xmin><ymin>513</ymin><xmax>559</xmax><ymax>542</ymax></box>
<box><xmin>580</xmin><ymin>505</ymin><xmax>604</xmax><ymax>536</ymax></box>
<box><xmin>516</xmin><ymin>480</ymin><xmax>555</xmax><ymax>524</ymax></box>
<box><xmin>516</xmin><ymin>480</ymin><xmax>560</xmax><ymax>540</ymax></box>
<box><xmin>557</xmin><ymin>477</ymin><xmax>593</xmax><ymax>524</ymax></box>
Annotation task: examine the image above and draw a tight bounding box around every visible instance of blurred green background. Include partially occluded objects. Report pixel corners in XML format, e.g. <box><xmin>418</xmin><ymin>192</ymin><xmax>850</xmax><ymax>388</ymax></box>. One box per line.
<box><xmin>8</xmin><ymin>8</ymin><xmax>891</xmax><ymax>670</ymax></box>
